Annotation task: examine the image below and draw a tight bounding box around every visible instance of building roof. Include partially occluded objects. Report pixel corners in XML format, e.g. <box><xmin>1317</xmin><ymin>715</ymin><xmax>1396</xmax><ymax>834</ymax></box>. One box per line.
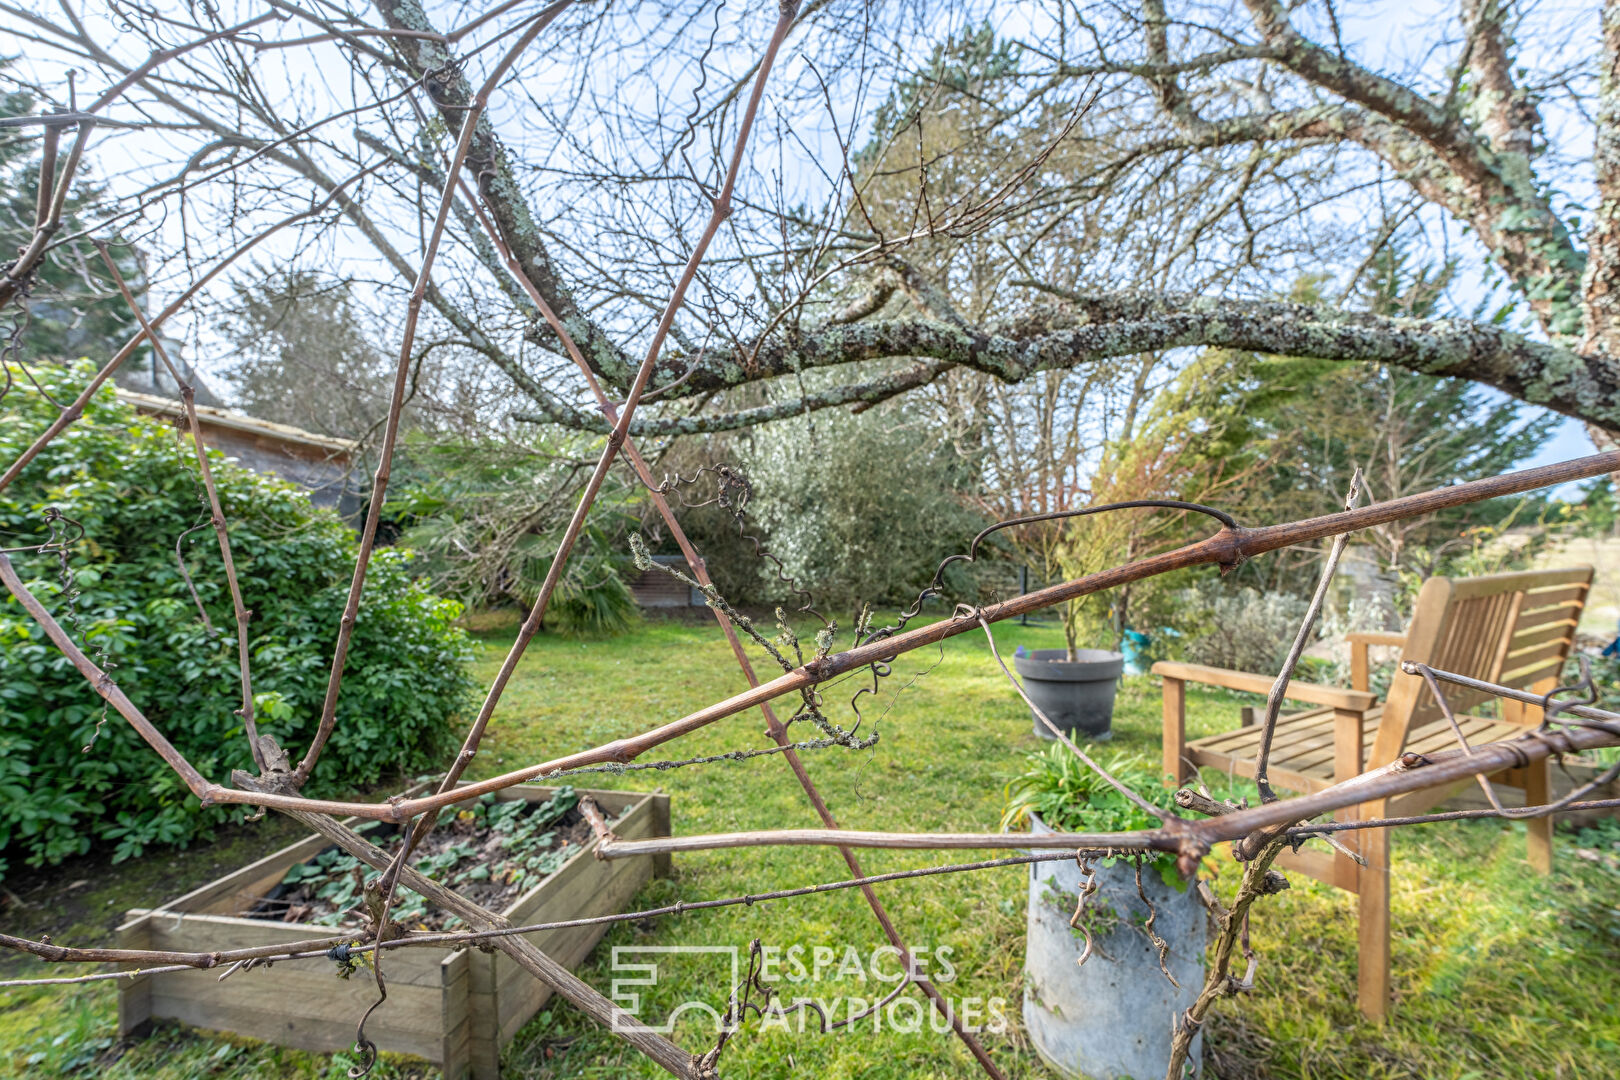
<box><xmin>115</xmin><ymin>389</ymin><xmax>359</xmax><ymax>456</ymax></box>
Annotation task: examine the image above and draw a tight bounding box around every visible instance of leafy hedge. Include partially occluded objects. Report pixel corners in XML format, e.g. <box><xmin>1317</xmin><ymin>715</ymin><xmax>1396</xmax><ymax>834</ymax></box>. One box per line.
<box><xmin>0</xmin><ymin>363</ymin><xmax>475</xmax><ymax>874</ymax></box>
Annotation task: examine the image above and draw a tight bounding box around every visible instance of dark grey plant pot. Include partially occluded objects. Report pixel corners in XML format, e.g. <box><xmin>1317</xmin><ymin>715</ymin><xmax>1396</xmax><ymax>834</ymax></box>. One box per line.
<box><xmin>1013</xmin><ymin>649</ymin><xmax>1124</xmax><ymax>740</ymax></box>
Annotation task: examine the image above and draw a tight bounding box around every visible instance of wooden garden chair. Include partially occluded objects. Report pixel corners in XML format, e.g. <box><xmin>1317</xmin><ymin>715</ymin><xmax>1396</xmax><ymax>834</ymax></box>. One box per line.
<box><xmin>1155</xmin><ymin>567</ymin><xmax>1593</xmax><ymax>1019</ymax></box>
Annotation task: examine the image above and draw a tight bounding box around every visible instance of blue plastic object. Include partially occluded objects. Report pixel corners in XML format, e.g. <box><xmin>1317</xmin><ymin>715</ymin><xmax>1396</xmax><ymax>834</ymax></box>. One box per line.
<box><xmin>1121</xmin><ymin>629</ymin><xmax>1152</xmax><ymax>675</ymax></box>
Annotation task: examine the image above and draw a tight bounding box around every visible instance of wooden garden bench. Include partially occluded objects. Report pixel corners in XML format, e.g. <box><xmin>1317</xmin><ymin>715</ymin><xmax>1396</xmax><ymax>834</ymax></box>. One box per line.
<box><xmin>1156</xmin><ymin>567</ymin><xmax>1593</xmax><ymax>1019</ymax></box>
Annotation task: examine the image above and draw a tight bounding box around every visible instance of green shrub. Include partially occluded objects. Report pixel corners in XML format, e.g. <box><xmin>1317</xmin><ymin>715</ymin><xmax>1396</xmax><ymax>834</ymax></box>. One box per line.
<box><xmin>732</xmin><ymin>407</ymin><xmax>990</xmax><ymax>613</ymax></box>
<box><xmin>1177</xmin><ymin>584</ymin><xmax>1310</xmax><ymax>674</ymax></box>
<box><xmin>391</xmin><ymin>438</ymin><xmax>642</xmax><ymax>637</ymax></box>
<box><xmin>0</xmin><ymin>362</ymin><xmax>476</xmax><ymax>874</ymax></box>
<box><xmin>1565</xmin><ymin>478</ymin><xmax>1617</xmax><ymax>539</ymax></box>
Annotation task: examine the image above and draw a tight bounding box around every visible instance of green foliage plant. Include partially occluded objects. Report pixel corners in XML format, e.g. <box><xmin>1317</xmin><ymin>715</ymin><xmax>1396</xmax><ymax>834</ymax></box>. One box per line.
<box><xmin>0</xmin><ymin>361</ymin><xmax>475</xmax><ymax>874</ymax></box>
<box><xmin>272</xmin><ymin>789</ymin><xmax>581</xmax><ymax>929</ymax></box>
<box><xmin>1177</xmin><ymin>584</ymin><xmax>1310</xmax><ymax>675</ymax></box>
<box><xmin>1001</xmin><ymin>742</ymin><xmax>1183</xmax><ymax>888</ymax></box>
<box><xmin>740</xmin><ymin>406</ymin><xmax>988</xmax><ymax>613</ymax></box>
<box><xmin>393</xmin><ymin>437</ymin><xmax>642</xmax><ymax>636</ymax></box>
<box><xmin>1564</xmin><ymin>478</ymin><xmax>1616</xmax><ymax>539</ymax></box>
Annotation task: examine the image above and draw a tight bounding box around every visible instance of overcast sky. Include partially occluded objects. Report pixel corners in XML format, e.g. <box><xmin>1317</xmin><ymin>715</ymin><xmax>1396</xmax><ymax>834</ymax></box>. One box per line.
<box><xmin>0</xmin><ymin>0</ymin><xmax>1604</xmax><ymax>487</ymax></box>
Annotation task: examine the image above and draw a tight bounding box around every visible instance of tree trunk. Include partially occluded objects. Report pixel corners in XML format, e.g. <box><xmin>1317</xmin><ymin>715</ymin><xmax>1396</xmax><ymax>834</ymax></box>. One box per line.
<box><xmin>1584</xmin><ymin>0</ymin><xmax>1620</xmax><ymax>459</ymax></box>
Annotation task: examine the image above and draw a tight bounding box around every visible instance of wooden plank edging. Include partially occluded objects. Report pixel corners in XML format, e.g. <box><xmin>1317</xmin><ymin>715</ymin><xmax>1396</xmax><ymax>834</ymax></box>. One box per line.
<box><xmin>114</xmin><ymin>783</ymin><xmax>668</xmax><ymax>1080</ymax></box>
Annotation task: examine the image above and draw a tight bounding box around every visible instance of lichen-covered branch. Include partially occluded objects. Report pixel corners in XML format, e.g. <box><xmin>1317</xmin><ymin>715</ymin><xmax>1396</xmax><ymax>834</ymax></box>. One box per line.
<box><xmin>545</xmin><ymin>292</ymin><xmax>1615</xmax><ymax>432</ymax></box>
<box><xmin>1200</xmin><ymin>0</ymin><xmax>1581</xmax><ymax>334</ymax></box>
<box><xmin>370</xmin><ymin>0</ymin><xmax>635</xmax><ymax>387</ymax></box>
<box><xmin>514</xmin><ymin>360</ymin><xmax>948</xmax><ymax>435</ymax></box>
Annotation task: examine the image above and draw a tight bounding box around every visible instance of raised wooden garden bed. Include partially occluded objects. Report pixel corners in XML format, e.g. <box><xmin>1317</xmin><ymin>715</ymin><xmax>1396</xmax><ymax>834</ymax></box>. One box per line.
<box><xmin>115</xmin><ymin>784</ymin><xmax>670</xmax><ymax>1080</ymax></box>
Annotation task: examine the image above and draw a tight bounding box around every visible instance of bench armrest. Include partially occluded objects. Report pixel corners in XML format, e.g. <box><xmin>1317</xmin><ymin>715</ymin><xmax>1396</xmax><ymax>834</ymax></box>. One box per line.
<box><xmin>1150</xmin><ymin>661</ymin><xmax>1376</xmax><ymax>712</ymax></box>
<box><xmin>1156</xmin><ymin>661</ymin><xmax>1376</xmax><ymax>786</ymax></box>
<box><xmin>1345</xmin><ymin>632</ymin><xmax>1405</xmax><ymax>647</ymax></box>
<box><xmin>1345</xmin><ymin>631</ymin><xmax>1406</xmax><ymax>691</ymax></box>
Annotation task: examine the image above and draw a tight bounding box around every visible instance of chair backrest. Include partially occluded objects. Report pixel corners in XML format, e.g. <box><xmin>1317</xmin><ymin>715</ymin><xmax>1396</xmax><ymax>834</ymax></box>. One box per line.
<box><xmin>1366</xmin><ymin>567</ymin><xmax>1593</xmax><ymax>770</ymax></box>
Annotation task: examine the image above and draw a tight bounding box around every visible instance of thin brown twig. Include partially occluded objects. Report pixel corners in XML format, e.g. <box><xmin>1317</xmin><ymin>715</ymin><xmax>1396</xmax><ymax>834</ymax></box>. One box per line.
<box><xmin>32</xmin><ymin>120</ymin><xmax>61</xmax><ymax>229</ymax></box>
<box><xmin>1135</xmin><ymin>862</ymin><xmax>1179</xmax><ymax>988</ymax></box>
<box><xmin>1254</xmin><ymin>468</ymin><xmax>1362</xmax><ymax>802</ymax></box>
<box><xmin>257</xmin><ymin>0</ymin><xmax>533</xmax><ymax>48</ymax></box>
<box><xmin>0</xmin><ymin>11</ymin><xmax>282</xmax><ymax>307</ymax></box>
<box><xmin>431</xmin><ymin>3</ymin><xmax>806</xmax><ymax>829</ymax></box>
<box><xmin>293</xmin><ymin>0</ymin><xmax>575</xmax><ymax>788</ymax></box>
<box><xmin>1400</xmin><ymin>663</ymin><xmax>1617</xmax><ymax>724</ymax></box>
<box><xmin>1416</xmin><ymin>662</ymin><xmax>1511</xmax><ymax>811</ymax></box>
<box><xmin>598</xmin><ymin>827</ymin><xmax>1162</xmax><ymax>856</ymax></box>
<box><xmin>1285</xmin><ymin>797</ymin><xmax>1620</xmax><ymax>835</ymax></box>
<box><xmin>1068</xmin><ymin>854</ymin><xmax>1099</xmax><ymax>966</ymax></box>
<box><xmin>1164</xmin><ymin>833</ymin><xmax>1290</xmax><ymax>1080</ymax></box>
<box><xmin>96</xmin><ymin>243</ymin><xmax>263</xmax><ymax>771</ymax></box>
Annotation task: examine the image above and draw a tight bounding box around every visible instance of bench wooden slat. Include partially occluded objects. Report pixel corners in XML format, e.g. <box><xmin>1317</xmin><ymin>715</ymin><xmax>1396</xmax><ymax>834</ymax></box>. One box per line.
<box><xmin>1192</xmin><ymin>707</ymin><xmax>1331</xmax><ymax>752</ymax></box>
<box><xmin>1498</xmin><ymin>657</ymin><xmax>1565</xmax><ymax>688</ymax></box>
<box><xmin>1269</xmin><ymin>716</ymin><xmax>1382</xmax><ymax>775</ymax></box>
<box><xmin>1513</xmin><ymin>606</ymin><xmax>1580</xmax><ymax>631</ymax></box>
<box><xmin>1501</xmin><ymin>639</ymin><xmax>1572</xmax><ymax>674</ymax></box>
<box><xmin>1190</xmin><ymin>708</ymin><xmax>1368</xmax><ymax>760</ymax></box>
<box><xmin>1519</xmin><ymin>584</ymin><xmax>1589</xmax><ymax>608</ymax></box>
<box><xmin>1279</xmin><ymin>717</ymin><xmax>1401</xmax><ymax>775</ymax></box>
<box><xmin>1402</xmin><ymin>718</ymin><xmax>1524</xmax><ymax>758</ymax></box>
<box><xmin>1184</xmin><ymin>746</ymin><xmax>1325</xmax><ymax>795</ymax></box>
<box><xmin>1507</xmin><ymin>621</ymin><xmax>1577</xmax><ymax>651</ymax></box>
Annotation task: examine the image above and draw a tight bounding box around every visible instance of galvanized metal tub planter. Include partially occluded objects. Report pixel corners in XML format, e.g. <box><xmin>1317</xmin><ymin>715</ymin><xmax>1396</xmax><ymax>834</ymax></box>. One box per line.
<box><xmin>1022</xmin><ymin>813</ymin><xmax>1206</xmax><ymax>1079</ymax></box>
<box><xmin>116</xmin><ymin>784</ymin><xmax>670</xmax><ymax>1080</ymax></box>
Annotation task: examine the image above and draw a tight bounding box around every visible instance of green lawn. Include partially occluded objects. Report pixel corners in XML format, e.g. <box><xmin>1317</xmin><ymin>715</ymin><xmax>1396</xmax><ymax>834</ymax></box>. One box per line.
<box><xmin>4</xmin><ymin>615</ymin><xmax>1618</xmax><ymax>1080</ymax></box>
